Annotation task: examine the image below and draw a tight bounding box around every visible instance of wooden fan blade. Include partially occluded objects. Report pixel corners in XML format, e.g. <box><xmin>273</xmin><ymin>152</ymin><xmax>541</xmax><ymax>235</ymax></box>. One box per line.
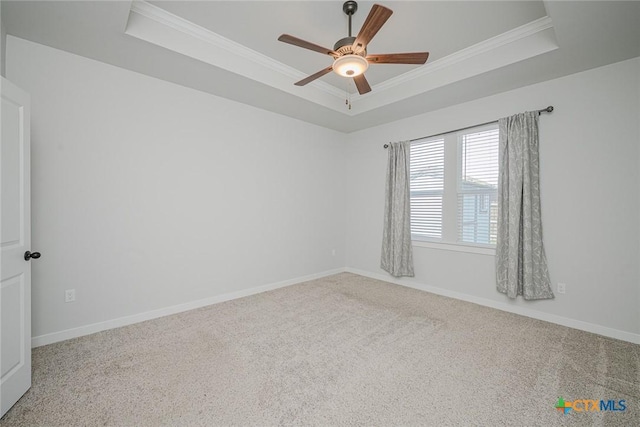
<box><xmin>295</xmin><ymin>66</ymin><xmax>334</xmax><ymax>86</ymax></box>
<box><xmin>278</xmin><ymin>34</ymin><xmax>337</xmax><ymax>57</ymax></box>
<box><xmin>352</xmin><ymin>4</ymin><xmax>393</xmax><ymax>53</ymax></box>
<box><xmin>367</xmin><ymin>52</ymin><xmax>429</xmax><ymax>65</ymax></box>
<box><xmin>353</xmin><ymin>74</ymin><xmax>372</xmax><ymax>95</ymax></box>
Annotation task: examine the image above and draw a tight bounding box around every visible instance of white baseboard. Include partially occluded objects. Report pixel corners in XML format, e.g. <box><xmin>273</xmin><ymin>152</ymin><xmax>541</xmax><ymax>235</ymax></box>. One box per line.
<box><xmin>33</xmin><ymin>267</ymin><xmax>639</xmax><ymax>347</ymax></box>
<box><xmin>345</xmin><ymin>267</ymin><xmax>640</xmax><ymax>345</ymax></box>
<box><xmin>31</xmin><ymin>268</ymin><xmax>346</xmax><ymax>348</ymax></box>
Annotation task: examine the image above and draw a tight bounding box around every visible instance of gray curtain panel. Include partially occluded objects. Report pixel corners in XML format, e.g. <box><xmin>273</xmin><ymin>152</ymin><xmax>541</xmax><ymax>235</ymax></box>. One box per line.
<box><xmin>496</xmin><ymin>112</ymin><xmax>554</xmax><ymax>300</ymax></box>
<box><xmin>381</xmin><ymin>141</ymin><xmax>415</xmax><ymax>277</ymax></box>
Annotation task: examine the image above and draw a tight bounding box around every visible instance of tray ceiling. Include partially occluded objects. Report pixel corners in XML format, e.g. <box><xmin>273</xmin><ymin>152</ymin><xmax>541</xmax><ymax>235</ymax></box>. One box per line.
<box><xmin>3</xmin><ymin>1</ymin><xmax>640</xmax><ymax>132</ymax></box>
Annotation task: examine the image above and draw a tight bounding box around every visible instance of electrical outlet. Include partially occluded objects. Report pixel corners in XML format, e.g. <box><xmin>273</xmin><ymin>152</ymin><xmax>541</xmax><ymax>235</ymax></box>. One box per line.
<box><xmin>65</xmin><ymin>289</ymin><xmax>76</xmax><ymax>303</ymax></box>
<box><xmin>331</xmin><ymin>249</ymin><xmax>336</xmax><ymax>256</ymax></box>
<box><xmin>557</xmin><ymin>283</ymin><xmax>566</xmax><ymax>294</ymax></box>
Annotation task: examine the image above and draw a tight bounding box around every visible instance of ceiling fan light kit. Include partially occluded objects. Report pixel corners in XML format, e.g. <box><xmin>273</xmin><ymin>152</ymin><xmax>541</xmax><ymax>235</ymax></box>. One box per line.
<box><xmin>333</xmin><ymin>54</ymin><xmax>369</xmax><ymax>77</ymax></box>
<box><xmin>278</xmin><ymin>1</ymin><xmax>429</xmax><ymax>95</ymax></box>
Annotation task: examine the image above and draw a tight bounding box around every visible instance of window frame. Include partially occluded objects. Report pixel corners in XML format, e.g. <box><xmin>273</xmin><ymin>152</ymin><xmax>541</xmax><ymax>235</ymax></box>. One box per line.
<box><xmin>409</xmin><ymin>122</ymin><xmax>499</xmax><ymax>255</ymax></box>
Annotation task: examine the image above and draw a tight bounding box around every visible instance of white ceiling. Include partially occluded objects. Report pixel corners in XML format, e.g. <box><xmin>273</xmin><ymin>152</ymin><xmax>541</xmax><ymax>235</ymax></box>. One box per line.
<box><xmin>3</xmin><ymin>1</ymin><xmax>640</xmax><ymax>132</ymax></box>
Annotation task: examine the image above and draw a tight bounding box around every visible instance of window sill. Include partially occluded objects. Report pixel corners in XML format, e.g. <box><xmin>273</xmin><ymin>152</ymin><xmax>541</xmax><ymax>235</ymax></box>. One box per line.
<box><xmin>412</xmin><ymin>239</ymin><xmax>496</xmax><ymax>256</ymax></box>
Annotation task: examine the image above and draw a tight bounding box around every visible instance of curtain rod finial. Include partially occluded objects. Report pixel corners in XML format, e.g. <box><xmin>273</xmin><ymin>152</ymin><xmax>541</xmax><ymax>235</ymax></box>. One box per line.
<box><xmin>383</xmin><ymin>143</ymin><xmax>389</xmax><ymax>149</ymax></box>
<box><xmin>538</xmin><ymin>106</ymin><xmax>554</xmax><ymax>115</ymax></box>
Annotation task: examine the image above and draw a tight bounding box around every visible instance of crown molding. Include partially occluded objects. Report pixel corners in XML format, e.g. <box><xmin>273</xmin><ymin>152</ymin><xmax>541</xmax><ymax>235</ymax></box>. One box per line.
<box><xmin>351</xmin><ymin>17</ymin><xmax>558</xmax><ymax>114</ymax></box>
<box><xmin>126</xmin><ymin>1</ymin><xmax>556</xmax><ymax>117</ymax></box>
<box><xmin>364</xmin><ymin>16</ymin><xmax>554</xmax><ymax>96</ymax></box>
<box><xmin>128</xmin><ymin>1</ymin><xmax>345</xmax><ymax>99</ymax></box>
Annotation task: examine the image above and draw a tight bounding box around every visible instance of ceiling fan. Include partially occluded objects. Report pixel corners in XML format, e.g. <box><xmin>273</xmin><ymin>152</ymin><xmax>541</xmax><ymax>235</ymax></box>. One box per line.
<box><xmin>278</xmin><ymin>1</ymin><xmax>429</xmax><ymax>95</ymax></box>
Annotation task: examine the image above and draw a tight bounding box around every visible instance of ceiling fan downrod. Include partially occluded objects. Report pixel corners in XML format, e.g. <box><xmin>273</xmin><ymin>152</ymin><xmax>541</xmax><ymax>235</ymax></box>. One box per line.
<box><xmin>343</xmin><ymin>1</ymin><xmax>358</xmax><ymax>37</ymax></box>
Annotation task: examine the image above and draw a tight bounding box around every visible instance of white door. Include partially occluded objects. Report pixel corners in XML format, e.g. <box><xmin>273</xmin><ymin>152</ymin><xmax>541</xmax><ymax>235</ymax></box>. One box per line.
<box><xmin>1</xmin><ymin>77</ymin><xmax>32</xmax><ymax>417</ymax></box>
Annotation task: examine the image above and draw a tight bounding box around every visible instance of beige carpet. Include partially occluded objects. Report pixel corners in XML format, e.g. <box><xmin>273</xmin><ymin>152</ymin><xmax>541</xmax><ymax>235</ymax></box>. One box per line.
<box><xmin>1</xmin><ymin>273</ymin><xmax>638</xmax><ymax>426</ymax></box>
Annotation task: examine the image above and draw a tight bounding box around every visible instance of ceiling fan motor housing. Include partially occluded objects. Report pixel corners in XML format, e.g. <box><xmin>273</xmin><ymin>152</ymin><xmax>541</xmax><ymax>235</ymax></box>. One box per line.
<box><xmin>333</xmin><ymin>36</ymin><xmax>365</xmax><ymax>57</ymax></box>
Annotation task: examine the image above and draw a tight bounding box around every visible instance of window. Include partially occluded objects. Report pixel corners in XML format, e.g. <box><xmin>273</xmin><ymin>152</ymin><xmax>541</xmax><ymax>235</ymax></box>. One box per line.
<box><xmin>410</xmin><ymin>123</ymin><xmax>499</xmax><ymax>248</ymax></box>
<box><xmin>457</xmin><ymin>127</ymin><xmax>499</xmax><ymax>245</ymax></box>
<box><xmin>409</xmin><ymin>137</ymin><xmax>444</xmax><ymax>239</ymax></box>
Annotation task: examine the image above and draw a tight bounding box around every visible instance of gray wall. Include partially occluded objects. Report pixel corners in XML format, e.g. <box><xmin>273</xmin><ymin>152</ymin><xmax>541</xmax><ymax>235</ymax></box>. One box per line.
<box><xmin>1</xmin><ymin>3</ymin><xmax>6</xmax><ymax>77</ymax></box>
<box><xmin>7</xmin><ymin>34</ymin><xmax>640</xmax><ymax>344</ymax></box>
<box><xmin>345</xmin><ymin>57</ymin><xmax>640</xmax><ymax>340</ymax></box>
<box><xmin>8</xmin><ymin>37</ymin><xmax>347</xmax><ymax>339</ymax></box>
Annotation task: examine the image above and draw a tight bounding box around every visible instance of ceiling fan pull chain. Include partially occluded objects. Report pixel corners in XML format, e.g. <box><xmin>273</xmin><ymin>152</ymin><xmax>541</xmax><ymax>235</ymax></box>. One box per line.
<box><xmin>344</xmin><ymin>83</ymin><xmax>350</xmax><ymax>110</ymax></box>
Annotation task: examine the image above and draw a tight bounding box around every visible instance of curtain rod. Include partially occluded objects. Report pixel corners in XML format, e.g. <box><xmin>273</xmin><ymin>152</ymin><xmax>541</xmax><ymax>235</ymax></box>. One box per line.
<box><xmin>383</xmin><ymin>106</ymin><xmax>554</xmax><ymax>149</ymax></box>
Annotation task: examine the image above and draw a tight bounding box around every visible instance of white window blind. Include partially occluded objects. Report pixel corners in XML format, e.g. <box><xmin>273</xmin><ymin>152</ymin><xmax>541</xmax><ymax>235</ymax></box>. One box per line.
<box><xmin>410</xmin><ymin>137</ymin><xmax>444</xmax><ymax>239</ymax></box>
<box><xmin>457</xmin><ymin>126</ymin><xmax>499</xmax><ymax>245</ymax></box>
